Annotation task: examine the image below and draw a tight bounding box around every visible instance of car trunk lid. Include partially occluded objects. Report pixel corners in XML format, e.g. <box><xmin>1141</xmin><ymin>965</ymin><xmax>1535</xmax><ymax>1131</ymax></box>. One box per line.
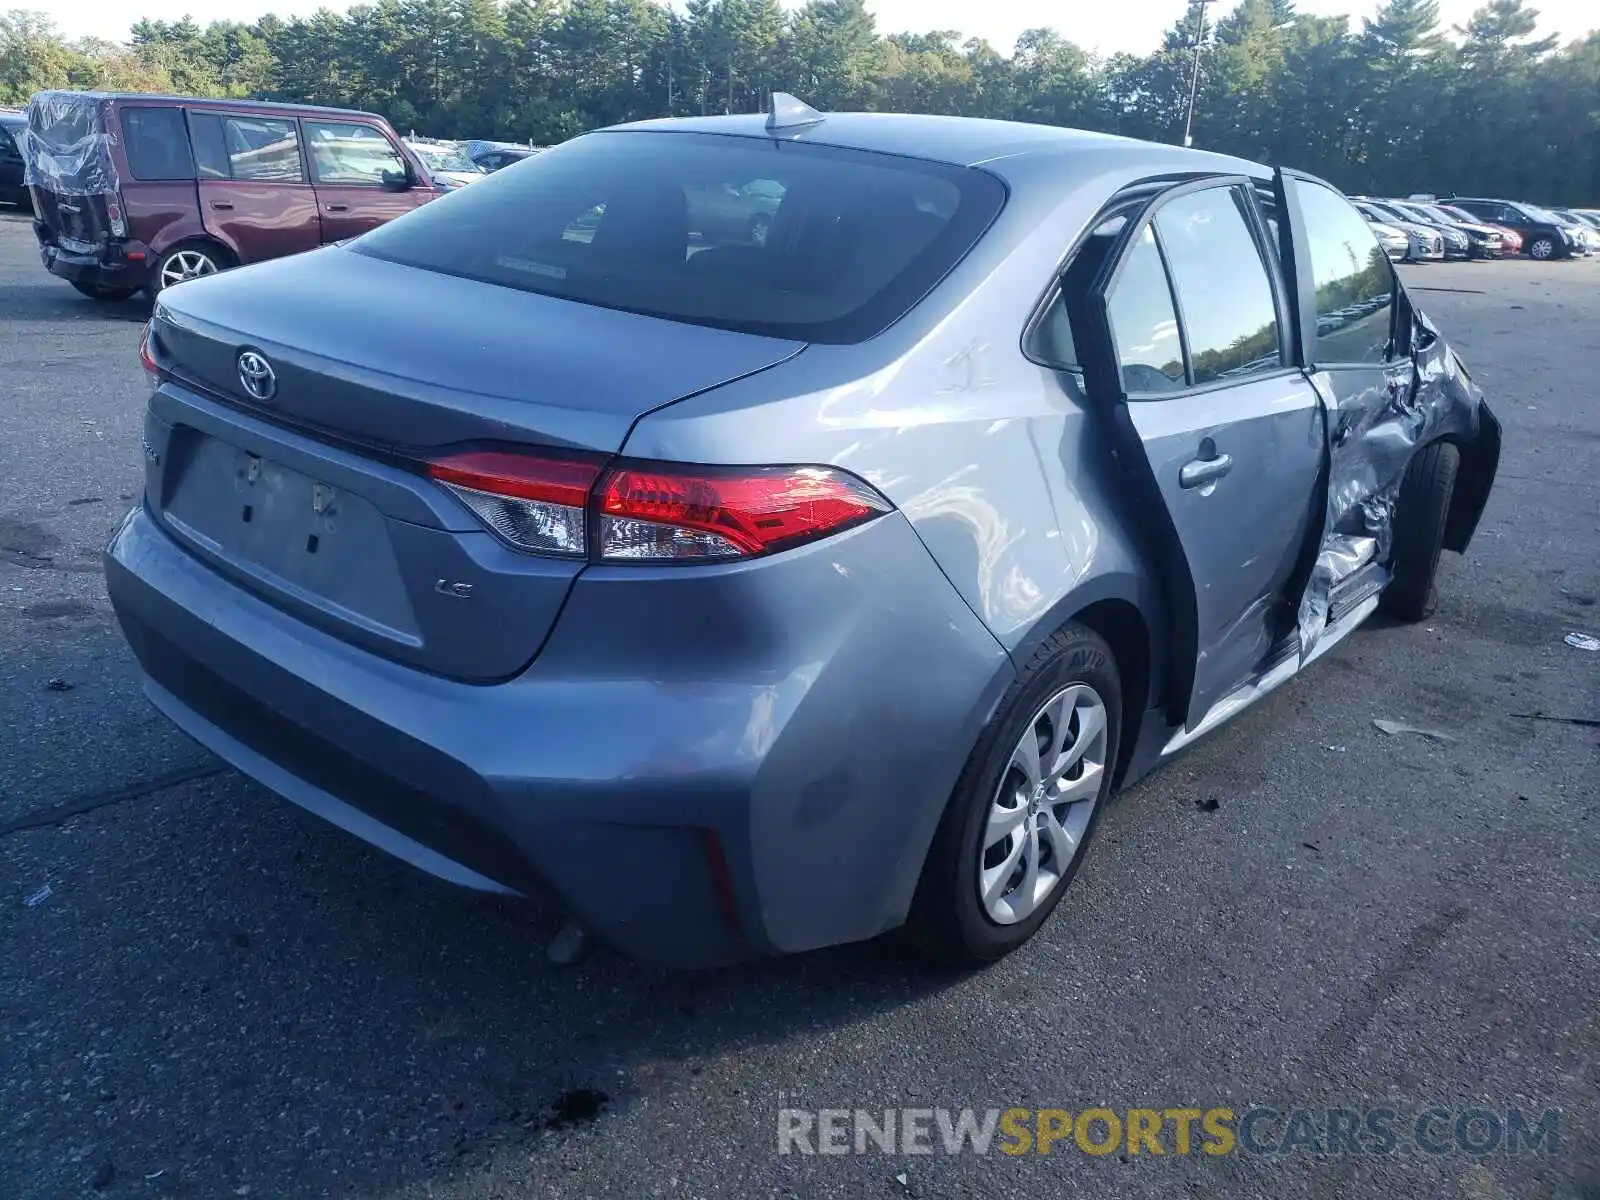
<box><xmin>144</xmin><ymin>248</ymin><xmax>804</xmax><ymax>680</ymax></box>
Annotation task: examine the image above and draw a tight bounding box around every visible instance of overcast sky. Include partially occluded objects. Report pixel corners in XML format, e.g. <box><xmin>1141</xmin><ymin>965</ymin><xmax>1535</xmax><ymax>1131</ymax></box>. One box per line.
<box><xmin>36</xmin><ymin>0</ymin><xmax>1597</xmax><ymax>54</ymax></box>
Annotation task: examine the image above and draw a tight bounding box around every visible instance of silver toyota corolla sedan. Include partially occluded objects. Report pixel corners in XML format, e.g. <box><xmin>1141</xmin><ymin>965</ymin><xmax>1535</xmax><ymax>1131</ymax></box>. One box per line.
<box><xmin>107</xmin><ymin>97</ymin><xmax>1500</xmax><ymax>967</ymax></box>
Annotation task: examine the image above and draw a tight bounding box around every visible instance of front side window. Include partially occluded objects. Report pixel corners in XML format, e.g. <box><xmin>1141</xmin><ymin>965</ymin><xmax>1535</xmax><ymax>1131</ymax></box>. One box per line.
<box><xmin>1152</xmin><ymin>187</ymin><xmax>1281</xmax><ymax>383</ymax></box>
<box><xmin>353</xmin><ymin>130</ymin><xmax>1005</xmax><ymax>344</ymax></box>
<box><xmin>0</xmin><ymin>126</ymin><xmax>21</xmax><ymax>162</ymax></box>
<box><xmin>220</xmin><ymin>115</ymin><xmax>303</xmax><ymax>183</ymax></box>
<box><xmin>1295</xmin><ymin>182</ymin><xmax>1395</xmax><ymax>366</ymax></box>
<box><xmin>305</xmin><ymin>121</ymin><xmax>406</xmax><ymax>186</ymax></box>
<box><xmin>1106</xmin><ymin>225</ymin><xmax>1185</xmax><ymax>392</ymax></box>
<box><xmin>119</xmin><ymin>107</ymin><xmax>194</xmax><ymax>181</ymax></box>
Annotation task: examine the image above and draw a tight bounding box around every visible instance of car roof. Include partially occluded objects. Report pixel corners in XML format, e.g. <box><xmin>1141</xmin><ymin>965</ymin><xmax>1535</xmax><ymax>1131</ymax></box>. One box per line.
<box><xmin>30</xmin><ymin>90</ymin><xmax>385</xmax><ymax>122</ymax></box>
<box><xmin>603</xmin><ymin>111</ymin><xmax>1266</xmax><ymax>177</ymax></box>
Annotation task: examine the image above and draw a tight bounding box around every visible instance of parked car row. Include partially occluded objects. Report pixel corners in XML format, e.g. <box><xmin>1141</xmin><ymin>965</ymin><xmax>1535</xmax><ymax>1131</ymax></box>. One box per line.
<box><xmin>1348</xmin><ymin>192</ymin><xmax>1600</xmax><ymax>262</ymax></box>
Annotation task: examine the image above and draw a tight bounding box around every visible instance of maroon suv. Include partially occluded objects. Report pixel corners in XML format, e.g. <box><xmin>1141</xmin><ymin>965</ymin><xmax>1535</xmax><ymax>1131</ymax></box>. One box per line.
<box><xmin>26</xmin><ymin>91</ymin><xmax>439</xmax><ymax>300</ymax></box>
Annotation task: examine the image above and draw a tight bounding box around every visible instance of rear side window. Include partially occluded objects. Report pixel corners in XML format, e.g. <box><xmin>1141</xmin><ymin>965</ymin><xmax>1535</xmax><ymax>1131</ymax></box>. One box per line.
<box><xmin>1152</xmin><ymin>187</ymin><xmax>1281</xmax><ymax>383</ymax></box>
<box><xmin>219</xmin><ymin>115</ymin><xmax>304</xmax><ymax>183</ymax></box>
<box><xmin>119</xmin><ymin>107</ymin><xmax>194</xmax><ymax>181</ymax></box>
<box><xmin>1295</xmin><ymin>182</ymin><xmax>1395</xmax><ymax>366</ymax></box>
<box><xmin>304</xmin><ymin>121</ymin><xmax>406</xmax><ymax>186</ymax></box>
<box><xmin>352</xmin><ymin>130</ymin><xmax>1006</xmax><ymax>344</ymax></box>
<box><xmin>0</xmin><ymin>125</ymin><xmax>19</xmax><ymax>161</ymax></box>
<box><xmin>1106</xmin><ymin>225</ymin><xmax>1185</xmax><ymax>392</ymax></box>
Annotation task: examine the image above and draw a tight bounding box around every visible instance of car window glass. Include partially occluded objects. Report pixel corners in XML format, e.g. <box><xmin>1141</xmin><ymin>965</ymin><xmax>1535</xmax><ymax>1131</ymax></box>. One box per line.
<box><xmin>1107</xmin><ymin>224</ymin><xmax>1185</xmax><ymax>391</ymax></box>
<box><xmin>1296</xmin><ymin>182</ymin><xmax>1395</xmax><ymax>366</ymax></box>
<box><xmin>0</xmin><ymin>126</ymin><xmax>20</xmax><ymax>161</ymax></box>
<box><xmin>353</xmin><ymin>131</ymin><xmax>1004</xmax><ymax>345</ymax></box>
<box><xmin>1153</xmin><ymin>187</ymin><xmax>1281</xmax><ymax>383</ymax></box>
<box><xmin>187</xmin><ymin>112</ymin><xmax>230</xmax><ymax>179</ymax></box>
<box><xmin>220</xmin><ymin>115</ymin><xmax>303</xmax><ymax>183</ymax></box>
<box><xmin>120</xmin><ymin>107</ymin><xmax>194</xmax><ymax>181</ymax></box>
<box><xmin>304</xmin><ymin>121</ymin><xmax>405</xmax><ymax>186</ymax></box>
<box><xmin>1026</xmin><ymin>213</ymin><xmax>1129</xmax><ymax>370</ymax></box>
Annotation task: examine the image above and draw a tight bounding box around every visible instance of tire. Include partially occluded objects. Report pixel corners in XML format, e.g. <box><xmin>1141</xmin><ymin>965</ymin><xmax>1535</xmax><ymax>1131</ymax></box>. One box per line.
<box><xmin>1527</xmin><ymin>236</ymin><xmax>1556</xmax><ymax>260</ymax></box>
<box><xmin>748</xmin><ymin>212</ymin><xmax>771</xmax><ymax>247</ymax></box>
<box><xmin>908</xmin><ymin>623</ymin><xmax>1122</xmax><ymax>965</ymax></box>
<box><xmin>1380</xmin><ymin>440</ymin><xmax>1459</xmax><ymax>623</ymax></box>
<box><xmin>148</xmin><ymin>242</ymin><xmax>226</xmax><ymax>297</ymax></box>
<box><xmin>71</xmin><ymin>280</ymin><xmax>139</xmax><ymax>301</ymax></box>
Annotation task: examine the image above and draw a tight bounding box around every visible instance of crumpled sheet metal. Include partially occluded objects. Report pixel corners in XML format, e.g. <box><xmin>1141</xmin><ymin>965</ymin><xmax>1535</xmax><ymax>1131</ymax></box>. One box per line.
<box><xmin>22</xmin><ymin>91</ymin><xmax>120</xmax><ymax>198</ymax></box>
<box><xmin>1297</xmin><ymin>310</ymin><xmax>1482</xmax><ymax>656</ymax></box>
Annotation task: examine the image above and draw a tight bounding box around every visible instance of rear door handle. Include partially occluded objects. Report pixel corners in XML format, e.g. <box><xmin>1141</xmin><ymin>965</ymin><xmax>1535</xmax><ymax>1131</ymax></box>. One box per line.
<box><xmin>209</xmin><ymin>201</ymin><xmax>233</xmax><ymax>211</ymax></box>
<box><xmin>1179</xmin><ymin>453</ymin><xmax>1234</xmax><ymax>490</ymax></box>
<box><xmin>325</xmin><ymin>204</ymin><xmax>349</xmax><ymax>212</ymax></box>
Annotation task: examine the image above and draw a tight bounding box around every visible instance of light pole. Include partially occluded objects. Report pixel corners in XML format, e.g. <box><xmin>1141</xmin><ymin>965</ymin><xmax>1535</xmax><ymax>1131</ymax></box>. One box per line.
<box><xmin>1182</xmin><ymin>0</ymin><xmax>1216</xmax><ymax>148</ymax></box>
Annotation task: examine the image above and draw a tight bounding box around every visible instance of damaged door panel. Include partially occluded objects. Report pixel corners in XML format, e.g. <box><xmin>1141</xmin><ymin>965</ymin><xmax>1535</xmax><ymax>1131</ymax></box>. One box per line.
<box><xmin>1281</xmin><ymin>172</ymin><xmax>1495</xmax><ymax>656</ymax></box>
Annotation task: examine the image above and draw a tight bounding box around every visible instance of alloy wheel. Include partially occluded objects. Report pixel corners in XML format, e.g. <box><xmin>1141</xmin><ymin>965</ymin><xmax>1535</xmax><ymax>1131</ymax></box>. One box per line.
<box><xmin>160</xmin><ymin>249</ymin><xmax>219</xmax><ymax>290</ymax></box>
<box><xmin>1529</xmin><ymin>238</ymin><xmax>1554</xmax><ymax>260</ymax></box>
<box><xmin>977</xmin><ymin>682</ymin><xmax>1108</xmax><ymax>925</ymax></box>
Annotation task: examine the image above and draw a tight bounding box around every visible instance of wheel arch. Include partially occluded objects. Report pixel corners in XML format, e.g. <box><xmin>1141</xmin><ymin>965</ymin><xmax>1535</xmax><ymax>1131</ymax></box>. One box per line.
<box><xmin>1005</xmin><ymin>571</ymin><xmax>1166</xmax><ymax>790</ymax></box>
<box><xmin>152</xmin><ymin>232</ymin><xmax>238</xmax><ymax>268</ymax></box>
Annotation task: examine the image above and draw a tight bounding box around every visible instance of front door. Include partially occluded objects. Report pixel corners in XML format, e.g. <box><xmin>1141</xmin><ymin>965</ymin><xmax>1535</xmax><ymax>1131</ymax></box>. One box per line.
<box><xmin>1278</xmin><ymin>173</ymin><xmax>1414</xmax><ymax>647</ymax></box>
<box><xmin>1082</xmin><ymin>178</ymin><xmax>1325</xmax><ymax>727</ymax></box>
<box><xmin>188</xmin><ymin>110</ymin><xmax>321</xmax><ymax>264</ymax></box>
<box><xmin>300</xmin><ymin>119</ymin><xmax>422</xmax><ymax>243</ymax></box>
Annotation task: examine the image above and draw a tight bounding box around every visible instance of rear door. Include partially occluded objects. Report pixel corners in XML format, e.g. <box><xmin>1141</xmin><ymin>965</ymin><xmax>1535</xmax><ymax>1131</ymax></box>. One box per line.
<box><xmin>188</xmin><ymin>110</ymin><xmax>320</xmax><ymax>264</ymax></box>
<box><xmin>300</xmin><ymin>119</ymin><xmax>422</xmax><ymax>242</ymax></box>
<box><xmin>1277</xmin><ymin>171</ymin><xmax>1413</xmax><ymax>649</ymax></box>
<box><xmin>1076</xmin><ymin>177</ymin><xmax>1324</xmax><ymax>727</ymax></box>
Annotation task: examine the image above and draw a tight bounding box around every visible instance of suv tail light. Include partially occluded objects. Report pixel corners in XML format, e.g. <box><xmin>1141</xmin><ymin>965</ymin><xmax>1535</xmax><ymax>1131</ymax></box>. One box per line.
<box><xmin>106</xmin><ymin>193</ymin><xmax>127</xmax><ymax>239</ymax></box>
<box><xmin>424</xmin><ymin>450</ymin><xmax>890</xmax><ymax>562</ymax></box>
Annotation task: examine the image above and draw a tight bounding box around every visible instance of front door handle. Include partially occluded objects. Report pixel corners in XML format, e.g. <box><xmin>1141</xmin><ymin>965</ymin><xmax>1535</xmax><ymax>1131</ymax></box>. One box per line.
<box><xmin>325</xmin><ymin>203</ymin><xmax>349</xmax><ymax>212</ymax></box>
<box><xmin>1180</xmin><ymin>452</ymin><xmax>1234</xmax><ymax>490</ymax></box>
<box><xmin>210</xmin><ymin>201</ymin><xmax>234</xmax><ymax>211</ymax></box>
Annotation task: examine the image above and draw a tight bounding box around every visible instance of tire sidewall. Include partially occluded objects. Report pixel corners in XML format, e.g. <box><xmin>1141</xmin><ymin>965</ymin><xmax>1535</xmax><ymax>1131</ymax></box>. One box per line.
<box><xmin>931</xmin><ymin>630</ymin><xmax>1123</xmax><ymax>960</ymax></box>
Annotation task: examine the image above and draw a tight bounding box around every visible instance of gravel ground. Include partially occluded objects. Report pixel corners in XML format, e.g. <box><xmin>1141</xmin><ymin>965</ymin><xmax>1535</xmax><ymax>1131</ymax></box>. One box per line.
<box><xmin>2</xmin><ymin>210</ymin><xmax>1597</xmax><ymax>1200</ymax></box>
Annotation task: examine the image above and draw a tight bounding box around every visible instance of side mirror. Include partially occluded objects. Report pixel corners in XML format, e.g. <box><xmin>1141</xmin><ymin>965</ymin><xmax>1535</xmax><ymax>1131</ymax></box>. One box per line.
<box><xmin>380</xmin><ymin>168</ymin><xmax>412</xmax><ymax>192</ymax></box>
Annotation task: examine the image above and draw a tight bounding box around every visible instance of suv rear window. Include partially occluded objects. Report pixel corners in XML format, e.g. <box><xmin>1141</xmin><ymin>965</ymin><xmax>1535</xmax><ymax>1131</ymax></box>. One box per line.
<box><xmin>352</xmin><ymin>130</ymin><xmax>1006</xmax><ymax>344</ymax></box>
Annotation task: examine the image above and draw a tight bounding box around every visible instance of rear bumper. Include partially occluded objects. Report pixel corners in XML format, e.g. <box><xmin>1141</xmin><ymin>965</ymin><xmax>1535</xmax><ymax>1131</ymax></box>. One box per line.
<box><xmin>105</xmin><ymin>502</ymin><xmax>1011</xmax><ymax>967</ymax></box>
<box><xmin>37</xmin><ymin>226</ymin><xmax>151</xmax><ymax>290</ymax></box>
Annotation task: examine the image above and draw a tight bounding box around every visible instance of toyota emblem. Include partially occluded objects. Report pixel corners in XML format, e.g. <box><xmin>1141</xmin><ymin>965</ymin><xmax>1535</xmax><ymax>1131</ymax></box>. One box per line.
<box><xmin>237</xmin><ymin>349</ymin><xmax>276</xmax><ymax>401</ymax></box>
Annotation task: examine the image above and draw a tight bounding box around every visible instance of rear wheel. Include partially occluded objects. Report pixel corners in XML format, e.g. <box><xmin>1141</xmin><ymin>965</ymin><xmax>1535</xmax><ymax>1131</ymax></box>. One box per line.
<box><xmin>1380</xmin><ymin>440</ymin><xmax>1459</xmax><ymax>622</ymax></box>
<box><xmin>1527</xmin><ymin>236</ymin><xmax>1556</xmax><ymax>260</ymax></box>
<box><xmin>71</xmin><ymin>280</ymin><xmax>139</xmax><ymax>301</ymax></box>
<box><xmin>149</xmin><ymin>243</ymin><xmax>225</xmax><ymax>296</ymax></box>
<box><xmin>908</xmin><ymin>623</ymin><xmax>1121</xmax><ymax>965</ymax></box>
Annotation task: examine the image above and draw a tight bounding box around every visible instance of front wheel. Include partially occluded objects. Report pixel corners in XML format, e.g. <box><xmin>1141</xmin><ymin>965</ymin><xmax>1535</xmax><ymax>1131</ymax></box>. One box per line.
<box><xmin>1381</xmin><ymin>441</ymin><xmax>1460</xmax><ymax>622</ymax></box>
<box><xmin>908</xmin><ymin>623</ymin><xmax>1121</xmax><ymax>964</ymax></box>
<box><xmin>1526</xmin><ymin>236</ymin><xmax>1556</xmax><ymax>260</ymax></box>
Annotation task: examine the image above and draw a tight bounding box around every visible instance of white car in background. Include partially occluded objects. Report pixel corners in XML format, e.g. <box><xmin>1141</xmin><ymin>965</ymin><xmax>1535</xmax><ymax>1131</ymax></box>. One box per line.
<box><xmin>405</xmin><ymin>140</ymin><xmax>487</xmax><ymax>191</ymax></box>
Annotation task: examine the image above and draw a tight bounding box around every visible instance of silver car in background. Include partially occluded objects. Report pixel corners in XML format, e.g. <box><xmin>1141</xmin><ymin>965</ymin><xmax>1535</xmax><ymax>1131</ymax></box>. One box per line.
<box><xmin>108</xmin><ymin>99</ymin><xmax>1500</xmax><ymax>967</ymax></box>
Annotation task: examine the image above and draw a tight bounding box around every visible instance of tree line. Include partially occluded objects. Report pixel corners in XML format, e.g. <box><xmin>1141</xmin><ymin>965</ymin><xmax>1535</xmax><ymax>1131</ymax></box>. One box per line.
<box><xmin>2</xmin><ymin>0</ymin><xmax>1597</xmax><ymax>202</ymax></box>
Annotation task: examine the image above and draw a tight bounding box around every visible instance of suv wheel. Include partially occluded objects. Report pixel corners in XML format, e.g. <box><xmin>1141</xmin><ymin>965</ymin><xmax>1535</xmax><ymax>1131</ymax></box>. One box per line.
<box><xmin>1527</xmin><ymin>236</ymin><xmax>1556</xmax><ymax>260</ymax></box>
<box><xmin>1380</xmin><ymin>440</ymin><xmax>1459</xmax><ymax>622</ymax></box>
<box><xmin>151</xmin><ymin>244</ymin><xmax>224</xmax><ymax>295</ymax></box>
<box><xmin>908</xmin><ymin>623</ymin><xmax>1121</xmax><ymax>964</ymax></box>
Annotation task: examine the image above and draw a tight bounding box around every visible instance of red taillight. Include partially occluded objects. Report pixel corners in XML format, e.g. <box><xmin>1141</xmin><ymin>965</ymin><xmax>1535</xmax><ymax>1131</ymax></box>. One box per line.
<box><xmin>138</xmin><ymin>322</ymin><xmax>160</xmax><ymax>379</ymax></box>
<box><xmin>423</xmin><ymin>449</ymin><xmax>891</xmax><ymax>562</ymax></box>
<box><xmin>597</xmin><ymin>463</ymin><xmax>890</xmax><ymax>560</ymax></box>
<box><xmin>426</xmin><ymin>451</ymin><xmax>602</xmax><ymax>558</ymax></box>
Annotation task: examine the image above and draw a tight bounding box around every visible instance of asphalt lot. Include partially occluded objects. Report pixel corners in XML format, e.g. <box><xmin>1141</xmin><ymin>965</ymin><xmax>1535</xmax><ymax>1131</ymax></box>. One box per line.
<box><xmin>1</xmin><ymin>210</ymin><xmax>1597</xmax><ymax>1200</ymax></box>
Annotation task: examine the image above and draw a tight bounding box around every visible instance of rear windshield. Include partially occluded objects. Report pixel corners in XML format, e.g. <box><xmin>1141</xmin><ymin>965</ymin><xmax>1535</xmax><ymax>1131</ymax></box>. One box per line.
<box><xmin>26</xmin><ymin>93</ymin><xmax>112</xmax><ymax>192</ymax></box>
<box><xmin>352</xmin><ymin>130</ymin><xmax>1006</xmax><ymax>344</ymax></box>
